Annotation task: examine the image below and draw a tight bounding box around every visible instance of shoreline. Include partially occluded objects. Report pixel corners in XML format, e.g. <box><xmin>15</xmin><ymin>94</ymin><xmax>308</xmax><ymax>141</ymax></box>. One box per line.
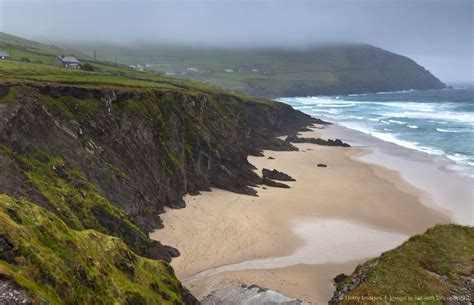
<box><xmin>321</xmin><ymin>123</ymin><xmax>473</xmax><ymax>225</ymax></box>
<box><xmin>150</xmin><ymin>125</ymin><xmax>456</xmax><ymax>304</ymax></box>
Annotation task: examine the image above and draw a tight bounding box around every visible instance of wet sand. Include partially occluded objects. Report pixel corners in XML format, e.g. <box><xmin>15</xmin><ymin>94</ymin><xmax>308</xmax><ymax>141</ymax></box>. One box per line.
<box><xmin>150</xmin><ymin>128</ymin><xmax>451</xmax><ymax>303</ymax></box>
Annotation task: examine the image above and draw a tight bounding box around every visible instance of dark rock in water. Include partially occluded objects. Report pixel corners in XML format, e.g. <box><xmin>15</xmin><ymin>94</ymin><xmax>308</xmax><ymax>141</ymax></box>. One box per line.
<box><xmin>262</xmin><ymin>168</ymin><xmax>295</xmax><ymax>181</ymax></box>
<box><xmin>286</xmin><ymin>135</ymin><xmax>350</xmax><ymax>147</ymax></box>
<box><xmin>262</xmin><ymin>177</ymin><xmax>290</xmax><ymax>188</ymax></box>
<box><xmin>201</xmin><ymin>283</ymin><xmax>312</xmax><ymax>305</ymax></box>
<box><xmin>317</xmin><ymin>163</ymin><xmax>328</xmax><ymax>168</ymax></box>
<box><xmin>334</xmin><ymin>273</ymin><xmax>348</xmax><ymax>283</ymax></box>
<box><xmin>267</xmin><ymin>156</ymin><xmax>275</xmax><ymax>160</ymax></box>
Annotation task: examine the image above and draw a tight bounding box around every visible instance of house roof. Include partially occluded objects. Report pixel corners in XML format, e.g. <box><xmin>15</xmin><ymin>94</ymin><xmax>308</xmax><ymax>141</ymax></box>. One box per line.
<box><xmin>0</xmin><ymin>51</ymin><xmax>10</xmax><ymax>57</ymax></box>
<box><xmin>58</xmin><ymin>56</ymin><xmax>80</xmax><ymax>63</ymax></box>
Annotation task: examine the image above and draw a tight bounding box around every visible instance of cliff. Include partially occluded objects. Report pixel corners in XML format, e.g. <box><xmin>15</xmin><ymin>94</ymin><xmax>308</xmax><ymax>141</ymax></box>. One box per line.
<box><xmin>0</xmin><ymin>81</ymin><xmax>316</xmax><ymax>303</ymax></box>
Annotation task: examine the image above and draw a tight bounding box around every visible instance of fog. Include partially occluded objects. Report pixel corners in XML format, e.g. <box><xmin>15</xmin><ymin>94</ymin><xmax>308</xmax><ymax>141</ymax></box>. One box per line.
<box><xmin>0</xmin><ymin>0</ymin><xmax>472</xmax><ymax>82</ymax></box>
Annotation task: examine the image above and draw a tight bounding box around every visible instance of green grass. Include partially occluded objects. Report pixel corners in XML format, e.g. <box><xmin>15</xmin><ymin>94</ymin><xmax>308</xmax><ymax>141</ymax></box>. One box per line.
<box><xmin>0</xmin><ymin>60</ymin><xmax>180</xmax><ymax>89</ymax></box>
<box><xmin>60</xmin><ymin>44</ymin><xmax>358</xmax><ymax>92</ymax></box>
<box><xmin>7</xmin><ymin>49</ymin><xmax>55</xmax><ymax>64</ymax></box>
<box><xmin>0</xmin><ymin>194</ymin><xmax>186</xmax><ymax>305</ymax></box>
<box><xmin>340</xmin><ymin>225</ymin><xmax>474</xmax><ymax>305</ymax></box>
<box><xmin>64</xmin><ymin>42</ymin><xmax>445</xmax><ymax>97</ymax></box>
<box><xmin>0</xmin><ymin>32</ymin><xmax>86</xmax><ymax>59</ymax></box>
<box><xmin>0</xmin><ymin>58</ymin><xmax>272</xmax><ymax>108</ymax></box>
<box><xmin>0</xmin><ymin>31</ymin><xmax>280</xmax><ymax>102</ymax></box>
<box><xmin>0</xmin><ymin>147</ymin><xmax>165</xmax><ymax>259</ymax></box>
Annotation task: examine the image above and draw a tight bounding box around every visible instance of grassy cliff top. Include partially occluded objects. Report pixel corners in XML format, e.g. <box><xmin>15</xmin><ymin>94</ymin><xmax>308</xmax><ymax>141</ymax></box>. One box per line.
<box><xmin>335</xmin><ymin>224</ymin><xmax>474</xmax><ymax>305</ymax></box>
<box><xmin>0</xmin><ymin>31</ymin><xmax>260</xmax><ymax>101</ymax></box>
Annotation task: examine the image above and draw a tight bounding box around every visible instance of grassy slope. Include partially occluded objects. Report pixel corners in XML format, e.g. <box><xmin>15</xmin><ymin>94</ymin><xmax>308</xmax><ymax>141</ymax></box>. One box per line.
<box><xmin>0</xmin><ymin>194</ymin><xmax>186</xmax><ymax>305</ymax></box>
<box><xmin>0</xmin><ymin>32</ymin><xmax>88</xmax><ymax>64</ymax></box>
<box><xmin>65</xmin><ymin>43</ymin><xmax>445</xmax><ymax>97</ymax></box>
<box><xmin>337</xmin><ymin>225</ymin><xmax>473</xmax><ymax>305</ymax></box>
<box><xmin>1</xmin><ymin>32</ymin><xmax>444</xmax><ymax>97</ymax></box>
<box><xmin>0</xmin><ymin>53</ymin><xmax>263</xmax><ymax>104</ymax></box>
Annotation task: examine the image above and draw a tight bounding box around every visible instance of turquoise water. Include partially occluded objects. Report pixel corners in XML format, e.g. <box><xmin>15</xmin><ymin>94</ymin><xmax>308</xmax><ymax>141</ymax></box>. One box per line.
<box><xmin>280</xmin><ymin>86</ymin><xmax>474</xmax><ymax>177</ymax></box>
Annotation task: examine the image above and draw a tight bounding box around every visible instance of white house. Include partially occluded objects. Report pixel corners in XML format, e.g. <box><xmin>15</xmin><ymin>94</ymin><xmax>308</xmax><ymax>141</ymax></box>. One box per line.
<box><xmin>0</xmin><ymin>51</ymin><xmax>10</xmax><ymax>60</ymax></box>
<box><xmin>53</xmin><ymin>56</ymin><xmax>81</xmax><ymax>69</ymax></box>
<box><xmin>129</xmin><ymin>64</ymin><xmax>144</xmax><ymax>71</ymax></box>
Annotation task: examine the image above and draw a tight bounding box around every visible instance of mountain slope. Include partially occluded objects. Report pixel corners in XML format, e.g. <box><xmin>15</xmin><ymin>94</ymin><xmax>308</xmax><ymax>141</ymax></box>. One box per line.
<box><xmin>66</xmin><ymin>43</ymin><xmax>445</xmax><ymax>97</ymax></box>
<box><xmin>0</xmin><ymin>32</ymin><xmax>89</xmax><ymax>64</ymax></box>
<box><xmin>1</xmin><ymin>33</ymin><xmax>445</xmax><ymax>97</ymax></box>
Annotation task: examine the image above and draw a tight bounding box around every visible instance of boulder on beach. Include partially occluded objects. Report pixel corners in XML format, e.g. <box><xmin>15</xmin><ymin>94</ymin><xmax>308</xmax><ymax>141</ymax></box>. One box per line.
<box><xmin>334</xmin><ymin>273</ymin><xmax>348</xmax><ymax>283</ymax></box>
<box><xmin>262</xmin><ymin>168</ymin><xmax>296</xmax><ymax>181</ymax></box>
<box><xmin>286</xmin><ymin>135</ymin><xmax>350</xmax><ymax>147</ymax></box>
<box><xmin>262</xmin><ymin>177</ymin><xmax>290</xmax><ymax>188</ymax></box>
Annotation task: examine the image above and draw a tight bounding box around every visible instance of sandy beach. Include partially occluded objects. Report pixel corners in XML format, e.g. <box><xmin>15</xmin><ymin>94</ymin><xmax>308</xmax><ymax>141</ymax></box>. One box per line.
<box><xmin>150</xmin><ymin>127</ymin><xmax>452</xmax><ymax>304</ymax></box>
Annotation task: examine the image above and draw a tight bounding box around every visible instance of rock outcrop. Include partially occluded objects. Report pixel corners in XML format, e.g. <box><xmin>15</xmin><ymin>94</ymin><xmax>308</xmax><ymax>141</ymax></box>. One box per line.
<box><xmin>286</xmin><ymin>135</ymin><xmax>350</xmax><ymax>147</ymax></box>
<box><xmin>262</xmin><ymin>168</ymin><xmax>295</xmax><ymax>181</ymax></box>
<box><xmin>201</xmin><ymin>284</ymin><xmax>311</xmax><ymax>305</ymax></box>
<box><xmin>262</xmin><ymin>177</ymin><xmax>291</xmax><ymax>188</ymax></box>
<box><xmin>0</xmin><ymin>276</ymin><xmax>32</xmax><ymax>305</ymax></box>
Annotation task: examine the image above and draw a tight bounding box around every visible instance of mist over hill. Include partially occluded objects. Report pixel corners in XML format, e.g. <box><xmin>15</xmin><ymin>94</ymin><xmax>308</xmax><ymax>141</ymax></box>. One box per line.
<box><xmin>67</xmin><ymin>42</ymin><xmax>446</xmax><ymax>98</ymax></box>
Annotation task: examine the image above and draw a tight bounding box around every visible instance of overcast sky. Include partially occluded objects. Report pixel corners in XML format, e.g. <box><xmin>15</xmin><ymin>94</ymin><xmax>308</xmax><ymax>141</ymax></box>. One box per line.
<box><xmin>0</xmin><ymin>0</ymin><xmax>472</xmax><ymax>82</ymax></box>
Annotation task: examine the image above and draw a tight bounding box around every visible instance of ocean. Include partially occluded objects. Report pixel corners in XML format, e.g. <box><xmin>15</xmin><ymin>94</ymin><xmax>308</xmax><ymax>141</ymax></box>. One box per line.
<box><xmin>280</xmin><ymin>86</ymin><xmax>474</xmax><ymax>178</ymax></box>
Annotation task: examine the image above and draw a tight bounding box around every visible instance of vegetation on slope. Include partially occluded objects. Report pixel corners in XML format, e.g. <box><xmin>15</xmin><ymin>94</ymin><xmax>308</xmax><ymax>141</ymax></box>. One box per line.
<box><xmin>331</xmin><ymin>225</ymin><xmax>474</xmax><ymax>305</ymax></box>
<box><xmin>0</xmin><ymin>32</ymin><xmax>88</xmax><ymax>65</ymax></box>
<box><xmin>66</xmin><ymin>43</ymin><xmax>446</xmax><ymax>97</ymax></box>
<box><xmin>0</xmin><ymin>147</ymin><xmax>174</xmax><ymax>261</ymax></box>
<box><xmin>0</xmin><ymin>194</ymin><xmax>189</xmax><ymax>305</ymax></box>
<box><xmin>1</xmin><ymin>32</ymin><xmax>445</xmax><ymax>98</ymax></box>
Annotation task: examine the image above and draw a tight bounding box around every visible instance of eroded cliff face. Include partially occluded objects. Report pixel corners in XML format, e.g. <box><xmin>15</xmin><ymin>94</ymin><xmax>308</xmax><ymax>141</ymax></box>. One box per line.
<box><xmin>0</xmin><ymin>82</ymin><xmax>316</xmax><ymax>303</ymax></box>
<box><xmin>0</xmin><ymin>83</ymin><xmax>315</xmax><ymax>233</ymax></box>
